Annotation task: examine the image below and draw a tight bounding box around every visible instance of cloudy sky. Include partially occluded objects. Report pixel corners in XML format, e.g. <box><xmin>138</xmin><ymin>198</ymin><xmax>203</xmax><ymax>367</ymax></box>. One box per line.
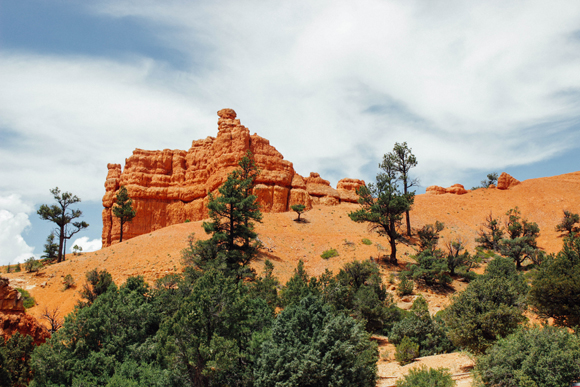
<box><xmin>1</xmin><ymin>0</ymin><xmax>579</xmax><ymax>265</ymax></box>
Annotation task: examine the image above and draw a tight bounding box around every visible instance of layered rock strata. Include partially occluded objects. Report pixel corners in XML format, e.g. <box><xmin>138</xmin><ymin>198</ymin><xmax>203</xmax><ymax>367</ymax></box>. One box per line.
<box><xmin>426</xmin><ymin>184</ymin><xmax>469</xmax><ymax>195</ymax></box>
<box><xmin>0</xmin><ymin>278</ymin><xmax>50</xmax><ymax>345</ymax></box>
<box><xmin>102</xmin><ymin>109</ymin><xmax>364</xmax><ymax>247</ymax></box>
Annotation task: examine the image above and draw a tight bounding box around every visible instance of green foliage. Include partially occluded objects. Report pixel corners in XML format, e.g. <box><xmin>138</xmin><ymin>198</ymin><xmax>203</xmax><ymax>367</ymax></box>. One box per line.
<box><xmin>40</xmin><ymin>232</ymin><xmax>58</xmax><ymax>261</ymax></box>
<box><xmin>396</xmin><ymin>366</ymin><xmax>455</xmax><ymax>387</ymax></box>
<box><xmin>321</xmin><ymin>248</ymin><xmax>339</xmax><ymax>259</ymax></box>
<box><xmin>254</xmin><ymin>296</ymin><xmax>378</xmax><ymax>387</ymax></box>
<box><xmin>417</xmin><ymin>221</ymin><xmax>445</xmax><ymax>252</ymax></box>
<box><xmin>4</xmin><ymin>264</ymin><xmax>9</xmax><ymax>274</ymax></box>
<box><xmin>499</xmin><ymin>207</ymin><xmax>540</xmax><ymax>268</ymax></box>
<box><xmin>529</xmin><ymin>233</ymin><xmax>580</xmax><ymax>328</ymax></box>
<box><xmin>0</xmin><ymin>332</ymin><xmax>35</xmax><ymax>387</ymax></box>
<box><xmin>24</xmin><ymin>257</ymin><xmax>42</xmax><ymax>273</ymax></box>
<box><xmin>32</xmin><ymin>276</ymin><xmax>169</xmax><ymax>386</ymax></box>
<box><xmin>389</xmin><ymin>297</ymin><xmax>455</xmax><ymax>357</ymax></box>
<box><xmin>476</xmin><ymin>326</ymin><xmax>580</xmax><ymax>387</ymax></box>
<box><xmin>78</xmin><ymin>268</ymin><xmax>115</xmax><ymax>307</ymax></box>
<box><xmin>72</xmin><ymin>244</ymin><xmax>82</xmax><ymax>256</ymax></box>
<box><xmin>183</xmin><ymin>151</ymin><xmax>262</xmax><ymax>279</ymax></box>
<box><xmin>407</xmin><ymin>250</ymin><xmax>452</xmax><ymax>287</ymax></box>
<box><xmin>280</xmin><ymin>260</ymin><xmax>320</xmax><ymax>308</ymax></box>
<box><xmin>63</xmin><ymin>274</ymin><xmax>75</xmax><ymax>290</ymax></box>
<box><xmin>249</xmin><ymin>260</ymin><xmax>280</xmax><ymax>309</ymax></box>
<box><xmin>383</xmin><ymin>142</ymin><xmax>418</xmax><ymax>237</ymax></box>
<box><xmin>481</xmin><ymin>172</ymin><xmax>498</xmax><ymax>188</ymax></box>
<box><xmin>395</xmin><ymin>336</ymin><xmax>420</xmax><ymax>365</ymax></box>
<box><xmin>443</xmin><ymin>256</ymin><xmax>528</xmax><ymax>353</ymax></box>
<box><xmin>555</xmin><ymin>210</ymin><xmax>580</xmax><ymax>236</ymax></box>
<box><xmin>14</xmin><ymin>262</ymin><xmax>21</xmax><ymax>272</ymax></box>
<box><xmin>444</xmin><ymin>238</ymin><xmax>478</xmax><ymax>276</ymax></box>
<box><xmin>16</xmin><ymin>288</ymin><xmax>35</xmax><ymax>309</ymax></box>
<box><xmin>112</xmin><ymin>185</ymin><xmax>136</xmax><ymax>242</ymax></box>
<box><xmin>290</xmin><ymin>204</ymin><xmax>306</xmax><ymax>221</ymax></box>
<box><xmin>349</xmin><ymin>154</ymin><xmax>411</xmax><ymax>264</ymax></box>
<box><xmin>397</xmin><ymin>273</ymin><xmax>414</xmax><ymax>296</ymax></box>
<box><xmin>158</xmin><ymin>269</ymin><xmax>273</xmax><ymax>387</ymax></box>
<box><xmin>37</xmin><ymin>187</ymin><xmax>89</xmax><ymax>263</ymax></box>
<box><xmin>475</xmin><ymin>212</ymin><xmax>504</xmax><ymax>252</ymax></box>
<box><xmin>362</xmin><ymin>238</ymin><xmax>372</xmax><ymax>245</ymax></box>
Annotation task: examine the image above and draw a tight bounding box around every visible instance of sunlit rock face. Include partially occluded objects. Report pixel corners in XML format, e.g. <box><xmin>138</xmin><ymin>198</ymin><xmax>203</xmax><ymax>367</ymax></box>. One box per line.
<box><xmin>102</xmin><ymin>109</ymin><xmax>364</xmax><ymax>247</ymax></box>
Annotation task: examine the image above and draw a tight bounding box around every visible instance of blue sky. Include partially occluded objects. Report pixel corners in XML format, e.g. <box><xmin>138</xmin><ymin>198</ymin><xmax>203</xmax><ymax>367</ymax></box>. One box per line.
<box><xmin>1</xmin><ymin>0</ymin><xmax>579</xmax><ymax>264</ymax></box>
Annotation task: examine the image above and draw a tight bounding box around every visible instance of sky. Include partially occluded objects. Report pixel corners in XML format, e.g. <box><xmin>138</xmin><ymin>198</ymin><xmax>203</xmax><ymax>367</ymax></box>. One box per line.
<box><xmin>1</xmin><ymin>0</ymin><xmax>579</xmax><ymax>265</ymax></box>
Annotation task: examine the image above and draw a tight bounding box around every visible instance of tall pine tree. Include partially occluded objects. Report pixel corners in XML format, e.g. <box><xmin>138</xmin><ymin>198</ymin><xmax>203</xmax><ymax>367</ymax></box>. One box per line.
<box><xmin>112</xmin><ymin>185</ymin><xmax>136</xmax><ymax>242</ymax></box>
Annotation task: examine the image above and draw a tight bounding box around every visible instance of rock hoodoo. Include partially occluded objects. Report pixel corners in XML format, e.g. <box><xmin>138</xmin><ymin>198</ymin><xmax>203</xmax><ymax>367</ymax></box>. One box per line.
<box><xmin>426</xmin><ymin>184</ymin><xmax>468</xmax><ymax>195</ymax></box>
<box><xmin>102</xmin><ymin>109</ymin><xmax>365</xmax><ymax>247</ymax></box>
<box><xmin>497</xmin><ymin>172</ymin><xmax>520</xmax><ymax>190</ymax></box>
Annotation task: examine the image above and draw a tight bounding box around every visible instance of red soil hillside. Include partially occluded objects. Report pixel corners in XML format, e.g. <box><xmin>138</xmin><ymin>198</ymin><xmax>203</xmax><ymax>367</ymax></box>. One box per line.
<box><xmin>4</xmin><ymin>170</ymin><xmax>579</xmax><ymax>386</ymax></box>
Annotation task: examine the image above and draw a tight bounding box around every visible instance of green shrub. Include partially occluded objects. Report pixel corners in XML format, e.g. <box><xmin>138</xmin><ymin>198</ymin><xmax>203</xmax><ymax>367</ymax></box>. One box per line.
<box><xmin>14</xmin><ymin>263</ymin><xmax>21</xmax><ymax>272</ymax></box>
<box><xmin>24</xmin><ymin>257</ymin><xmax>42</xmax><ymax>273</ymax></box>
<box><xmin>5</xmin><ymin>264</ymin><xmax>10</xmax><ymax>274</ymax></box>
<box><xmin>63</xmin><ymin>274</ymin><xmax>75</xmax><ymax>290</ymax></box>
<box><xmin>184</xmin><ymin>219</ymin><xmax>190</xmax><ymax>223</ymax></box>
<box><xmin>395</xmin><ymin>336</ymin><xmax>419</xmax><ymax>365</ymax></box>
<box><xmin>407</xmin><ymin>250</ymin><xmax>451</xmax><ymax>286</ymax></box>
<box><xmin>396</xmin><ymin>366</ymin><xmax>455</xmax><ymax>387</ymax></box>
<box><xmin>362</xmin><ymin>238</ymin><xmax>372</xmax><ymax>245</ymax></box>
<box><xmin>321</xmin><ymin>248</ymin><xmax>339</xmax><ymax>259</ymax></box>
<box><xmin>443</xmin><ymin>257</ymin><xmax>528</xmax><ymax>353</ymax></box>
<box><xmin>397</xmin><ymin>274</ymin><xmax>414</xmax><ymax>296</ymax></box>
<box><xmin>16</xmin><ymin>288</ymin><xmax>35</xmax><ymax>309</ymax></box>
<box><xmin>389</xmin><ymin>297</ymin><xmax>455</xmax><ymax>357</ymax></box>
<box><xmin>476</xmin><ymin>326</ymin><xmax>580</xmax><ymax>387</ymax></box>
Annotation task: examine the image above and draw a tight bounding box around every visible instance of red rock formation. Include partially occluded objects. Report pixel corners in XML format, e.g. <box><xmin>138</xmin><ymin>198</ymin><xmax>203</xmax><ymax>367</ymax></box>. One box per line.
<box><xmin>426</xmin><ymin>184</ymin><xmax>468</xmax><ymax>195</ymax></box>
<box><xmin>102</xmin><ymin>109</ymin><xmax>362</xmax><ymax>246</ymax></box>
<box><xmin>0</xmin><ymin>278</ymin><xmax>50</xmax><ymax>345</ymax></box>
<box><xmin>337</xmin><ymin>178</ymin><xmax>365</xmax><ymax>203</ymax></box>
<box><xmin>497</xmin><ymin>172</ymin><xmax>520</xmax><ymax>190</ymax></box>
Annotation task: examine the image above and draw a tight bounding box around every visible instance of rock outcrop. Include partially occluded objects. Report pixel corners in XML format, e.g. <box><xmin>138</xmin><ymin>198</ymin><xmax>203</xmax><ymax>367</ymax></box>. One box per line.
<box><xmin>497</xmin><ymin>172</ymin><xmax>520</xmax><ymax>190</ymax></box>
<box><xmin>0</xmin><ymin>278</ymin><xmax>50</xmax><ymax>345</ymax></box>
<box><xmin>102</xmin><ymin>109</ymin><xmax>364</xmax><ymax>247</ymax></box>
<box><xmin>426</xmin><ymin>184</ymin><xmax>468</xmax><ymax>195</ymax></box>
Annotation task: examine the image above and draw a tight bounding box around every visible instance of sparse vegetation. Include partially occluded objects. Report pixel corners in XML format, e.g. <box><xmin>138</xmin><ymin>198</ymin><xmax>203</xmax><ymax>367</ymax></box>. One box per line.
<box><xmin>397</xmin><ymin>273</ymin><xmax>414</xmax><ymax>296</ymax></box>
<box><xmin>394</xmin><ymin>336</ymin><xmax>419</xmax><ymax>365</ymax></box>
<box><xmin>16</xmin><ymin>288</ymin><xmax>35</xmax><ymax>309</ymax></box>
<box><xmin>395</xmin><ymin>366</ymin><xmax>455</xmax><ymax>387</ymax></box>
<box><xmin>290</xmin><ymin>203</ymin><xmax>306</xmax><ymax>221</ymax></box>
<box><xmin>555</xmin><ymin>210</ymin><xmax>580</xmax><ymax>236</ymax></box>
<box><xmin>72</xmin><ymin>244</ymin><xmax>82</xmax><ymax>256</ymax></box>
<box><xmin>362</xmin><ymin>238</ymin><xmax>372</xmax><ymax>245</ymax></box>
<box><xmin>321</xmin><ymin>248</ymin><xmax>339</xmax><ymax>259</ymax></box>
<box><xmin>63</xmin><ymin>274</ymin><xmax>75</xmax><ymax>290</ymax></box>
<box><xmin>113</xmin><ymin>185</ymin><xmax>136</xmax><ymax>242</ymax></box>
<box><xmin>24</xmin><ymin>257</ymin><xmax>42</xmax><ymax>273</ymax></box>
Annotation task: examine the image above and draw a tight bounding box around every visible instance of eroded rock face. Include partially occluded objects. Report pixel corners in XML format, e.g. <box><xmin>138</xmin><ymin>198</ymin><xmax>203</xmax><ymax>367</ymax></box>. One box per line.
<box><xmin>426</xmin><ymin>184</ymin><xmax>468</xmax><ymax>195</ymax></box>
<box><xmin>102</xmin><ymin>109</ymin><xmax>364</xmax><ymax>246</ymax></box>
<box><xmin>497</xmin><ymin>172</ymin><xmax>520</xmax><ymax>190</ymax></box>
<box><xmin>0</xmin><ymin>278</ymin><xmax>50</xmax><ymax>345</ymax></box>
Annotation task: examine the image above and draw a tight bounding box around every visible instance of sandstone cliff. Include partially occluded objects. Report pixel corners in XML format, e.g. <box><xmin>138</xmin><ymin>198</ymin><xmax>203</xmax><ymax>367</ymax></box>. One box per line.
<box><xmin>102</xmin><ymin>109</ymin><xmax>364</xmax><ymax>247</ymax></box>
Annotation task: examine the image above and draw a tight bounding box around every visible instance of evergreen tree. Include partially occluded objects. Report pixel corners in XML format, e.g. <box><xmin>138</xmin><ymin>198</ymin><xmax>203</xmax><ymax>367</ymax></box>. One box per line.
<box><xmin>382</xmin><ymin>142</ymin><xmax>418</xmax><ymax>236</ymax></box>
<box><xmin>184</xmin><ymin>151</ymin><xmax>262</xmax><ymax>279</ymax></box>
<box><xmin>112</xmin><ymin>185</ymin><xmax>136</xmax><ymax>243</ymax></box>
<box><xmin>555</xmin><ymin>210</ymin><xmax>580</xmax><ymax>236</ymax></box>
<box><xmin>349</xmin><ymin>157</ymin><xmax>411</xmax><ymax>264</ymax></box>
<box><xmin>290</xmin><ymin>204</ymin><xmax>306</xmax><ymax>221</ymax></box>
<box><xmin>37</xmin><ymin>187</ymin><xmax>88</xmax><ymax>263</ymax></box>
<box><xmin>475</xmin><ymin>212</ymin><xmax>504</xmax><ymax>252</ymax></box>
<box><xmin>40</xmin><ymin>232</ymin><xmax>58</xmax><ymax>261</ymax></box>
<box><xmin>499</xmin><ymin>207</ymin><xmax>540</xmax><ymax>269</ymax></box>
<box><xmin>529</xmin><ymin>233</ymin><xmax>580</xmax><ymax>328</ymax></box>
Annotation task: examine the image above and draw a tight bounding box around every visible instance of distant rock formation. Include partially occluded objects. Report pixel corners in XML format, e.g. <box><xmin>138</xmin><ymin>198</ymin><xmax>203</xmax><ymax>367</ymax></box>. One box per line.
<box><xmin>426</xmin><ymin>184</ymin><xmax>468</xmax><ymax>195</ymax></box>
<box><xmin>102</xmin><ymin>109</ymin><xmax>365</xmax><ymax>247</ymax></box>
<box><xmin>0</xmin><ymin>278</ymin><xmax>50</xmax><ymax>345</ymax></box>
<box><xmin>497</xmin><ymin>172</ymin><xmax>520</xmax><ymax>190</ymax></box>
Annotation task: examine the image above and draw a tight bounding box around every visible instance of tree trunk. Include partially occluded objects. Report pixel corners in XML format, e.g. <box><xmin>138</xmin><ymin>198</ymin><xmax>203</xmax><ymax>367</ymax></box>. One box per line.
<box><xmin>388</xmin><ymin>220</ymin><xmax>398</xmax><ymax>264</ymax></box>
<box><xmin>119</xmin><ymin>219</ymin><xmax>124</xmax><ymax>242</ymax></box>
<box><xmin>57</xmin><ymin>226</ymin><xmax>65</xmax><ymax>263</ymax></box>
<box><xmin>404</xmin><ymin>182</ymin><xmax>411</xmax><ymax>236</ymax></box>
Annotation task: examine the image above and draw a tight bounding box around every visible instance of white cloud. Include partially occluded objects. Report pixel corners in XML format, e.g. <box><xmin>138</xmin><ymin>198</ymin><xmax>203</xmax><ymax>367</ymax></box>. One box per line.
<box><xmin>69</xmin><ymin>236</ymin><xmax>102</xmax><ymax>253</ymax></box>
<box><xmin>0</xmin><ymin>195</ymin><xmax>37</xmax><ymax>265</ymax></box>
<box><xmin>1</xmin><ymin>0</ymin><xmax>580</xmax><ymax>218</ymax></box>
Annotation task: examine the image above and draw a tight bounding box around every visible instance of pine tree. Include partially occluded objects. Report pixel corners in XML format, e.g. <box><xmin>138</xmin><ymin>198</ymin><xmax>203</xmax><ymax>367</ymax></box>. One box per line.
<box><xmin>112</xmin><ymin>185</ymin><xmax>136</xmax><ymax>242</ymax></box>
<box><xmin>184</xmin><ymin>151</ymin><xmax>262</xmax><ymax>279</ymax></box>
<box><xmin>349</xmin><ymin>157</ymin><xmax>411</xmax><ymax>264</ymax></box>
<box><xmin>382</xmin><ymin>142</ymin><xmax>418</xmax><ymax>236</ymax></box>
<box><xmin>37</xmin><ymin>187</ymin><xmax>88</xmax><ymax>263</ymax></box>
<box><xmin>41</xmin><ymin>232</ymin><xmax>59</xmax><ymax>261</ymax></box>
